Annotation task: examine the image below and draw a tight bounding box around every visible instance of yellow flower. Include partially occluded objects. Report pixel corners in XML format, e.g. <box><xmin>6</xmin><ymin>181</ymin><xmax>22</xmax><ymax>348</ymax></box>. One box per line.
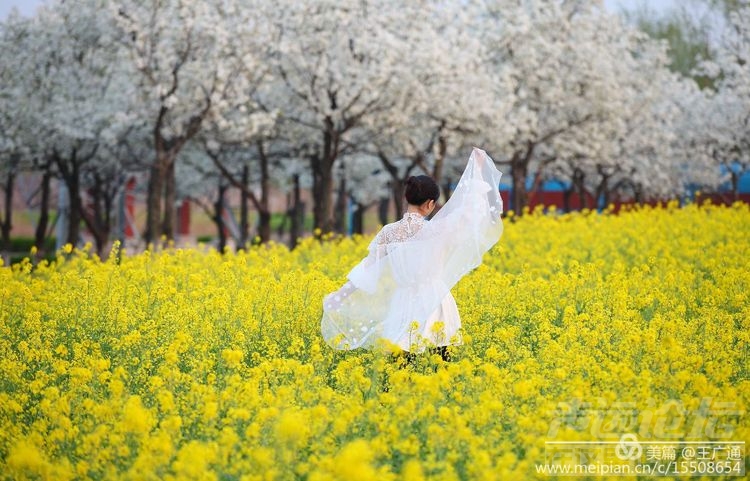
<box><xmin>172</xmin><ymin>440</ymin><xmax>218</xmax><ymax>480</ymax></box>
<box><xmin>401</xmin><ymin>459</ymin><xmax>425</xmax><ymax>481</ymax></box>
<box><xmin>6</xmin><ymin>440</ymin><xmax>50</xmax><ymax>476</ymax></box>
<box><xmin>122</xmin><ymin>395</ymin><xmax>154</xmax><ymax>434</ymax></box>
<box><xmin>331</xmin><ymin>440</ymin><xmax>384</xmax><ymax>481</ymax></box>
<box><xmin>221</xmin><ymin>348</ymin><xmax>244</xmax><ymax>368</ymax></box>
<box><xmin>1</xmin><ymin>202</ymin><xmax>746</xmax><ymax>479</ymax></box>
<box><xmin>203</xmin><ymin>401</ymin><xmax>219</xmax><ymax>421</ymax></box>
<box><xmin>275</xmin><ymin>409</ymin><xmax>310</xmax><ymax>448</ymax></box>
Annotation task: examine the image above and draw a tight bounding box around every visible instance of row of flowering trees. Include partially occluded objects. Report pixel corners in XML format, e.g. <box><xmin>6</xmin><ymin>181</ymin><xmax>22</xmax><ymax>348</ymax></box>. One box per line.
<box><xmin>0</xmin><ymin>0</ymin><xmax>748</xmax><ymax>253</ymax></box>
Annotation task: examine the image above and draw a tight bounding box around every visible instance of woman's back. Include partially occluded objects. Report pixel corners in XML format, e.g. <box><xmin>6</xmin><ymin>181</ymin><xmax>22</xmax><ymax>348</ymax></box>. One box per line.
<box><xmin>375</xmin><ymin>212</ymin><xmax>426</xmax><ymax>246</ymax></box>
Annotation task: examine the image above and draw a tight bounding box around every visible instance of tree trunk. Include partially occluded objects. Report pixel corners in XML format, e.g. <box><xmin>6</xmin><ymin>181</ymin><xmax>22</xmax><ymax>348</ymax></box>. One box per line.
<box><xmin>162</xmin><ymin>160</ymin><xmax>176</xmax><ymax>241</ymax></box>
<box><xmin>392</xmin><ymin>181</ymin><xmax>405</xmax><ymax>220</ymax></box>
<box><xmin>289</xmin><ymin>174</ymin><xmax>303</xmax><ymax>249</ymax></box>
<box><xmin>441</xmin><ymin>178</ymin><xmax>454</xmax><ymax>203</ymax></box>
<box><xmin>1</xmin><ymin>167</ymin><xmax>14</xmax><ymax>253</ymax></box>
<box><xmin>257</xmin><ymin>142</ymin><xmax>271</xmax><ymax>243</ymax></box>
<box><xmin>257</xmin><ymin>212</ymin><xmax>271</xmax><ymax>244</ymax></box>
<box><xmin>594</xmin><ymin>170</ymin><xmax>611</xmax><ymax>211</ymax></box>
<box><xmin>432</xmin><ymin>133</ymin><xmax>447</xmax><ymax>186</ymax></box>
<box><xmin>86</xmin><ymin>173</ymin><xmax>112</xmax><ymax>257</ymax></box>
<box><xmin>378</xmin><ymin>197</ymin><xmax>389</xmax><ymax>226</ymax></box>
<box><xmin>601</xmin><ymin>186</ymin><xmax>610</xmax><ymax>210</ymax></box>
<box><xmin>510</xmin><ymin>142</ymin><xmax>536</xmax><ymax>215</ymax></box>
<box><xmin>334</xmin><ymin>173</ymin><xmax>347</xmax><ymax>234</ymax></box>
<box><xmin>34</xmin><ymin>166</ymin><xmax>51</xmax><ymax>255</ymax></box>
<box><xmin>90</xmin><ymin>176</ymin><xmax>104</xmax><ymax>256</ymax></box>
<box><xmin>145</xmin><ymin>162</ymin><xmax>163</xmax><ymax>244</ymax></box>
<box><xmin>67</xmin><ymin>162</ymin><xmax>82</xmax><ymax>247</ymax></box>
<box><xmin>240</xmin><ymin>163</ymin><xmax>250</xmax><ymax>247</ymax></box>
<box><xmin>311</xmin><ymin>153</ymin><xmax>335</xmax><ymax>235</ymax></box>
<box><xmin>1</xmin><ymin>170</ymin><xmax>14</xmax><ymax>247</ymax></box>
<box><xmin>562</xmin><ymin>187</ymin><xmax>573</xmax><ymax>213</ymax></box>
<box><xmin>634</xmin><ymin>183</ymin><xmax>643</xmax><ymax>205</ymax></box>
<box><xmin>577</xmin><ymin>172</ymin><xmax>587</xmax><ymax>209</ymax></box>
<box><xmin>53</xmin><ymin>155</ymin><xmax>84</xmax><ymax>248</ymax></box>
<box><xmin>510</xmin><ymin>156</ymin><xmax>528</xmax><ymax>214</ymax></box>
<box><xmin>214</xmin><ymin>181</ymin><xmax>227</xmax><ymax>253</ymax></box>
<box><xmin>150</xmin><ymin>94</ymin><xmax>209</xmax><ymax>244</ymax></box>
<box><xmin>104</xmin><ymin>177</ymin><xmax>114</xmax><ymax>239</ymax></box>
<box><xmin>353</xmin><ymin>202</ymin><xmax>365</xmax><ymax>234</ymax></box>
<box><xmin>311</xmin><ymin>118</ymin><xmax>338</xmax><ymax>235</ymax></box>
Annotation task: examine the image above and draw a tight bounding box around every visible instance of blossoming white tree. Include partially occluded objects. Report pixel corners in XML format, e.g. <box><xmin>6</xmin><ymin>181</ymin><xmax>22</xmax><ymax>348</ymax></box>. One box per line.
<box><xmin>359</xmin><ymin>0</ymin><xmax>512</xmax><ymax>221</ymax></box>
<box><xmin>2</xmin><ymin>0</ymin><xmax>747</xmax><ymax>252</ymax></box>
<box><xmin>262</xmin><ymin>0</ymin><xmax>443</xmax><ymax>233</ymax></box>
<box><xmin>542</xmin><ymin>22</ymin><xmax>698</xmax><ymax>208</ymax></box>
<box><xmin>2</xmin><ymin>1</ymin><xmax>135</xmax><ymax>252</ymax></box>
<box><xmin>113</xmin><ymin>0</ymin><xmax>273</xmax><ymax>242</ymax></box>
<box><xmin>477</xmin><ymin>0</ymin><xmax>696</xmax><ymax>211</ymax></box>
<box><xmin>0</xmin><ymin>12</ymin><xmax>25</xmax><ymax>253</ymax></box>
<box><xmin>689</xmin><ymin>3</ymin><xmax>750</xmax><ymax>199</ymax></box>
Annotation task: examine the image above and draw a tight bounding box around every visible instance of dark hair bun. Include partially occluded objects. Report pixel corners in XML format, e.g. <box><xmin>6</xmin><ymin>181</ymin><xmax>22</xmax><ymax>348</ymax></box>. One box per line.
<box><xmin>405</xmin><ymin>175</ymin><xmax>439</xmax><ymax>206</ymax></box>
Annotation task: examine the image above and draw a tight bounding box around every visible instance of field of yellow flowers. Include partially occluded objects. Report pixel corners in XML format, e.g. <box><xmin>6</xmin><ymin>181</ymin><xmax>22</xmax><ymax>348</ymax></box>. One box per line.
<box><xmin>1</xmin><ymin>201</ymin><xmax>748</xmax><ymax>480</ymax></box>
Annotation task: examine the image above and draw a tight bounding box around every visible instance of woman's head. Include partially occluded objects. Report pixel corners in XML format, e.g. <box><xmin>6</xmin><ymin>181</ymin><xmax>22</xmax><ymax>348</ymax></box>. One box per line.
<box><xmin>405</xmin><ymin>175</ymin><xmax>439</xmax><ymax>205</ymax></box>
<box><xmin>405</xmin><ymin>175</ymin><xmax>439</xmax><ymax>211</ymax></box>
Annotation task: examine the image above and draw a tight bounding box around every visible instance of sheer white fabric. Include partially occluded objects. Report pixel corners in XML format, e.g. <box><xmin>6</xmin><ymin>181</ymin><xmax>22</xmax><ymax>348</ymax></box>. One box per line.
<box><xmin>320</xmin><ymin>148</ymin><xmax>504</xmax><ymax>352</ymax></box>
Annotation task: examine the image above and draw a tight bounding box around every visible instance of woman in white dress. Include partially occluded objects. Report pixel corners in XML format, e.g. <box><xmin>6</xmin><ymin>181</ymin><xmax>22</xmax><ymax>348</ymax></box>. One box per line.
<box><xmin>321</xmin><ymin>148</ymin><xmax>504</xmax><ymax>362</ymax></box>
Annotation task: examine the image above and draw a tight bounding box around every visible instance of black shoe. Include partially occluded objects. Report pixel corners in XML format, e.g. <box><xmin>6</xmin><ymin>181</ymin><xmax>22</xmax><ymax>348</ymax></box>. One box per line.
<box><xmin>432</xmin><ymin>346</ymin><xmax>451</xmax><ymax>362</ymax></box>
<box><xmin>390</xmin><ymin>351</ymin><xmax>416</xmax><ymax>369</ymax></box>
<box><xmin>404</xmin><ymin>351</ymin><xmax>417</xmax><ymax>367</ymax></box>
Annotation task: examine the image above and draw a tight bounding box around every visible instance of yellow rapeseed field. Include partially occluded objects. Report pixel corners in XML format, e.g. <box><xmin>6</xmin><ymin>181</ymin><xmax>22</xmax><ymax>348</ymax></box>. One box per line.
<box><xmin>1</xmin><ymin>201</ymin><xmax>748</xmax><ymax>480</ymax></box>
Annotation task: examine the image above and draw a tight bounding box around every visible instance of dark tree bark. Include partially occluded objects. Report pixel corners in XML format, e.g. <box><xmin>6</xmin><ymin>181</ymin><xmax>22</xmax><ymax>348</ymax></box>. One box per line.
<box><xmin>391</xmin><ymin>181</ymin><xmax>406</xmax><ymax>220</ymax></box>
<box><xmin>594</xmin><ymin>166</ymin><xmax>613</xmax><ymax>211</ymax></box>
<box><xmin>309</xmin><ymin>112</ymin><xmax>348</xmax><ymax>236</ymax></box>
<box><xmin>206</xmin><ymin>141</ymin><xmax>272</xmax><ymax>244</ymax></box>
<box><xmin>289</xmin><ymin>174</ymin><xmax>304</xmax><ymax>248</ymax></box>
<box><xmin>67</xmin><ymin>163</ymin><xmax>83</xmax><ymax>247</ymax></box>
<box><xmin>54</xmin><ymin>151</ymin><xmax>84</xmax><ymax>247</ymax></box>
<box><xmin>82</xmin><ymin>172</ymin><xmax>118</xmax><ymax>257</ymax></box>
<box><xmin>1</xmin><ymin>166</ymin><xmax>15</xmax><ymax>253</ymax></box>
<box><xmin>89</xmin><ymin>177</ymin><xmax>105</xmax><ymax>255</ymax></box>
<box><xmin>432</xmin><ymin>132</ymin><xmax>450</xmax><ymax>188</ymax></box>
<box><xmin>377</xmin><ymin>196</ymin><xmax>389</xmax><ymax>226</ymax></box>
<box><xmin>145</xmin><ymin>90</ymin><xmax>212</xmax><ymax>244</ymax></box>
<box><xmin>352</xmin><ymin>202</ymin><xmax>366</xmax><ymax>235</ymax></box>
<box><xmin>562</xmin><ymin>168</ymin><xmax>585</xmax><ymax>212</ymax></box>
<box><xmin>441</xmin><ymin>178</ymin><xmax>454</xmax><ymax>203</ymax></box>
<box><xmin>334</xmin><ymin>172</ymin><xmax>347</xmax><ymax>234</ymax></box>
<box><xmin>509</xmin><ymin>143</ymin><xmax>533</xmax><ymax>215</ymax></box>
<box><xmin>562</xmin><ymin>187</ymin><xmax>572</xmax><ymax>213</ymax></box>
<box><xmin>240</xmin><ymin>163</ymin><xmax>250</xmax><ymax>246</ymax></box>
<box><xmin>214</xmin><ymin>181</ymin><xmax>228</xmax><ymax>253</ymax></box>
<box><xmin>634</xmin><ymin>183</ymin><xmax>644</xmax><ymax>205</ymax></box>
<box><xmin>310</xmin><ymin>152</ymin><xmax>335</xmax><ymax>235</ymax></box>
<box><xmin>145</xmin><ymin>161</ymin><xmax>164</xmax><ymax>244</ymax></box>
<box><xmin>507</xmin><ymin>114</ymin><xmax>594</xmax><ymax>215</ymax></box>
<box><xmin>526</xmin><ymin>157</ymin><xmax>556</xmax><ymax>209</ymax></box>
<box><xmin>730</xmin><ymin>170</ymin><xmax>739</xmax><ymax>202</ymax></box>
<box><xmin>577</xmin><ymin>171</ymin><xmax>588</xmax><ymax>209</ymax></box>
<box><xmin>162</xmin><ymin>160</ymin><xmax>176</xmax><ymax>240</ymax></box>
<box><xmin>257</xmin><ymin>142</ymin><xmax>271</xmax><ymax>243</ymax></box>
<box><xmin>34</xmin><ymin>165</ymin><xmax>52</xmax><ymax>255</ymax></box>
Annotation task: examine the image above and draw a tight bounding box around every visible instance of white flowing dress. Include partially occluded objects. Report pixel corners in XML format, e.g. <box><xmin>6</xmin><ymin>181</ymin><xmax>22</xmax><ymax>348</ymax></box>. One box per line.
<box><xmin>320</xmin><ymin>148</ymin><xmax>504</xmax><ymax>353</ymax></box>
